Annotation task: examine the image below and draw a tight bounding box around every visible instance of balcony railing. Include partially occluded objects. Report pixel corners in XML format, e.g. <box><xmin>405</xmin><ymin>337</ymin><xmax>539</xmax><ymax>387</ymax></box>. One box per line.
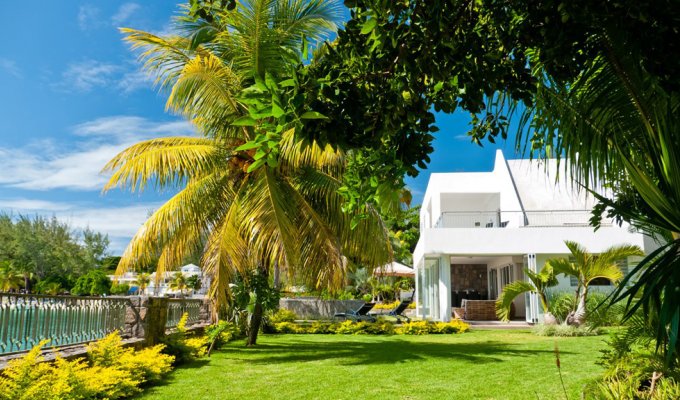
<box><xmin>166</xmin><ymin>299</ymin><xmax>203</xmax><ymax>328</ymax></box>
<box><xmin>0</xmin><ymin>294</ymin><xmax>128</xmax><ymax>355</ymax></box>
<box><xmin>433</xmin><ymin>210</ymin><xmax>611</xmax><ymax>229</ymax></box>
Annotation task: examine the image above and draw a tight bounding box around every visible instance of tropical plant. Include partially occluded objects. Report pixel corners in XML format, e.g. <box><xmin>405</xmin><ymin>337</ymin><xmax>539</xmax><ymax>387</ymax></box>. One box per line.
<box><xmin>106</xmin><ymin>0</ymin><xmax>391</xmax><ymax>346</ymax></box>
<box><xmin>545</xmin><ymin>241</ymin><xmax>643</xmax><ymax>327</ymax></box>
<box><xmin>186</xmin><ymin>274</ymin><xmax>202</xmax><ymax>293</ymax></box>
<box><xmin>42</xmin><ymin>282</ymin><xmax>63</xmax><ymax>295</ymax></box>
<box><xmin>0</xmin><ymin>261</ymin><xmax>22</xmax><ymax>292</ymax></box>
<box><xmin>134</xmin><ymin>272</ymin><xmax>151</xmax><ymax>295</ymax></box>
<box><xmin>169</xmin><ymin>272</ymin><xmax>188</xmax><ymax>297</ymax></box>
<box><xmin>70</xmin><ymin>270</ymin><xmax>112</xmax><ymax>296</ymax></box>
<box><xmin>495</xmin><ymin>264</ymin><xmax>558</xmax><ymax>323</ymax></box>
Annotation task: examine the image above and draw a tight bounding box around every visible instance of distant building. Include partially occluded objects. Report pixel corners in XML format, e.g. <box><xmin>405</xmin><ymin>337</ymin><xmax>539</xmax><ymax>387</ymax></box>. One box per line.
<box><xmin>108</xmin><ymin>263</ymin><xmax>209</xmax><ymax>298</ymax></box>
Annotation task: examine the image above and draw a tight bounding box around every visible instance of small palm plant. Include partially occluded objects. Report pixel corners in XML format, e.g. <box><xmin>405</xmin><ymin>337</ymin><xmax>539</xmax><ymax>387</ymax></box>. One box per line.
<box><xmin>496</xmin><ymin>264</ymin><xmax>558</xmax><ymax>323</ymax></box>
<box><xmin>134</xmin><ymin>272</ymin><xmax>151</xmax><ymax>295</ymax></box>
<box><xmin>0</xmin><ymin>262</ymin><xmax>22</xmax><ymax>293</ymax></box>
<box><xmin>546</xmin><ymin>240</ymin><xmax>643</xmax><ymax>326</ymax></box>
<box><xmin>170</xmin><ymin>272</ymin><xmax>188</xmax><ymax>297</ymax></box>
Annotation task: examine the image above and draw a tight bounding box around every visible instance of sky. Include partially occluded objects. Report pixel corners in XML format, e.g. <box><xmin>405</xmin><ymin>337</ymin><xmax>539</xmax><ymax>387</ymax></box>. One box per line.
<box><xmin>0</xmin><ymin>1</ymin><xmax>516</xmax><ymax>255</ymax></box>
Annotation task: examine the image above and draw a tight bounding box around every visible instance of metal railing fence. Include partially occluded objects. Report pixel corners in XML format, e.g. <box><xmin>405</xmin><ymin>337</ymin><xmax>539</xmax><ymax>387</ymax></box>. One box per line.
<box><xmin>0</xmin><ymin>294</ymin><xmax>128</xmax><ymax>355</ymax></box>
<box><xmin>434</xmin><ymin>210</ymin><xmax>612</xmax><ymax>229</ymax></box>
<box><xmin>166</xmin><ymin>299</ymin><xmax>203</xmax><ymax>328</ymax></box>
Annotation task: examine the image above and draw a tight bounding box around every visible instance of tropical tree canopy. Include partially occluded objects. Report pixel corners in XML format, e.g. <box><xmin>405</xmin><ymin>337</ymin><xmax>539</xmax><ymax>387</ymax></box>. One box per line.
<box><xmin>107</xmin><ymin>0</ymin><xmax>392</xmax><ymax>346</ymax></box>
<box><xmin>546</xmin><ymin>241</ymin><xmax>643</xmax><ymax>326</ymax></box>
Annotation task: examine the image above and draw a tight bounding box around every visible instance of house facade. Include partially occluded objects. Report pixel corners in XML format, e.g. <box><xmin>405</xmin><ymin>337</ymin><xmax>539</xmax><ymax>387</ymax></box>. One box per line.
<box><xmin>413</xmin><ymin>150</ymin><xmax>656</xmax><ymax>322</ymax></box>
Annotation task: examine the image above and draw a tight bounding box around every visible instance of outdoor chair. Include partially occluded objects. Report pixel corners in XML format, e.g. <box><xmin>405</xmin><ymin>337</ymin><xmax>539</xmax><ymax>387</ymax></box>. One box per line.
<box><xmin>380</xmin><ymin>299</ymin><xmax>412</xmax><ymax>323</ymax></box>
<box><xmin>334</xmin><ymin>302</ymin><xmax>376</xmax><ymax>322</ymax></box>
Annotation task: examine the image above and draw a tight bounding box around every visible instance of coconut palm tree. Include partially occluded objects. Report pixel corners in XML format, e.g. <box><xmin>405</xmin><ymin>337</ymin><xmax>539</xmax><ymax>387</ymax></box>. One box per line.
<box><xmin>517</xmin><ymin>30</ymin><xmax>680</xmax><ymax>362</ymax></box>
<box><xmin>0</xmin><ymin>262</ymin><xmax>22</xmax><ymax>293</ymax></box>
<box><xmin>545</xmin><ymin>241</ymin><xmax>643</xmax><ymax>327</ymax></box>
<box><xmin>170</xmin><ymin>272</ymin><xmax>188</xmax><ymax>297</ymax></box>
<box><xmin>134</xmin><ymin>272</ymin><xmax>151</xmax><ymax>295</ymax></box>
<box><xmin>496</xmin><ymin>264</ymin><xmax>558</xmax><ymax>324</ymax></box>
<box><xmin>106</xmin><ymin>1</ymin><xmax>391</xmax><ymax>345</ymax></box>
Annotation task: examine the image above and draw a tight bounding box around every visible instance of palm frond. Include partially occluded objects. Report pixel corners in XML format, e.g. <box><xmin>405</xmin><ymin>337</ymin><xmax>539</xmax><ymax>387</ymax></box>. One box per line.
<box><xmin>103</xmin><ymin>137</ymin><xmax>225</xmax><ymax>192</ymax></box>
<box><xmin>496</xmin><ymin>281</ymin><xmax>536</xmax><ymax>321</ymax></box>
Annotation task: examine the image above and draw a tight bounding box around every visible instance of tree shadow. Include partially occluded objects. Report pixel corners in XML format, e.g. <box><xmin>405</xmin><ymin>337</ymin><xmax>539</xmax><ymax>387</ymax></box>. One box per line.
<box><xmin>218</xmin><ymin>336</ymin><xmax>570</xmax><ymax>366</ymax></box>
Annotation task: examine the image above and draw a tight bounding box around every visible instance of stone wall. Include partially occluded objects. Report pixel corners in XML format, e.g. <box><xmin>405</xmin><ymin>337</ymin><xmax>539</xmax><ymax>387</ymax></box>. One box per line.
<box><xmin>279</xmin><ymin>298</ymin><xmax>365</xmax><ymax>319</ymax></box>
<box><xmin>450</xmin><ymin>264</ymin><xmax>488</xmax><ymax>292</ymax></box>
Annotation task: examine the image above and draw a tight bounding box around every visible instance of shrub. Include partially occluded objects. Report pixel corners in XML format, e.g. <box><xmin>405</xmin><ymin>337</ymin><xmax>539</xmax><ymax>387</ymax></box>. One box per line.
<box><xmin>205</xmin><ymin>320</ymin><xmax>240</xmax><ymax>351</ymax></box>
<box><xmin>395</xmin><ymin>321</ymin><xmax>430</xmax><ymax>335</ymax></box>
<box><xmin>162</xmin><ymin>313</ymin><xmax>208</xmax><ymax>363</ymax></box>
<box><xmin>0</xmin><ymin>332</ymin><xmax>175</xmax><ymax>400</ymax></box>
<box><xmin>533</xmin><ymin>324</ymin><xmax>602</xmax><ymax>337</ymax></box>
<box><xmin>547</xmin><ymin>291</ymin><xmax>625</xmax><ymax>326</ymax></box>
<box><xmin>305</xmin><ymin>321</ymin><xmax>337</xmax><ymax>334</ymax></box>
<box><xmin>431</xmin><ymin>320</ymin><xmax>470</xmax><ymax>334</ymax></box>
<box><xmin>110</xmin><ymin>282</ymin><xmax>130</xmax><ymax>295</ymax></box>
<box><xmin>274</xmin><ymin>321</ymin><xmax>302</xmax><ymax>333</ymax></box>
<box><xmin>70</xmin><ymin>269</ymin><xmax>111</xmax><ymax>296</ymax></box>
<box><xmin>268</xmin><ymin>308</ymin><xmax>298</xmax><ymax>324</ymax></box>
<box><xmin>373</xmin><ymin>300</ymin><xmax>416</xmax><ymax>310</ymax></box>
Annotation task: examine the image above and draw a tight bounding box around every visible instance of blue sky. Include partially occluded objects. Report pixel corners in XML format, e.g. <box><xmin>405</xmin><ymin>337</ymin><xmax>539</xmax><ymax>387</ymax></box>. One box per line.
<box><xmin>0</xmin><ymin>1</ymin><xmax>515</xmax><ymax>254</ymax></box>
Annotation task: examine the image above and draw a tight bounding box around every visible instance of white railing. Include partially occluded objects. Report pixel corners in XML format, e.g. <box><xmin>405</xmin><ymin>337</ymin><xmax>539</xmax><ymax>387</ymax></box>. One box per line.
<box><xmin>434</xmin><ymin>210</ymin><xmax>611</xmax><ymax>229</ymax></box>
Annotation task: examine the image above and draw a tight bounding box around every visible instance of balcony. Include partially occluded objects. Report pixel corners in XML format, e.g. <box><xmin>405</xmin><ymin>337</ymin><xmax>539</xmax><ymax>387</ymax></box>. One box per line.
<box><xmin>433</xmin><ymin>210</ymin><xmax>611</xmax><ymax>229</ymax></box>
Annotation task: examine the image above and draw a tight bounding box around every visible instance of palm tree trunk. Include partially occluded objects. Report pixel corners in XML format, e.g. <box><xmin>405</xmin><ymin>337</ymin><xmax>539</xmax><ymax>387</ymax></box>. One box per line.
<box><xmin>23</xmin><ymin>275</ymin><xmax>30</xmax><ymax>293</ymax></box>
<box><xmin>246</xmin><ymin>301</ymin><xmax>263</xmax><ymax>346</ymax></box>
<box><xmin>572</xmin><ymin>287</ymin><xmax>588</xmax><ymax>326</ymax></box>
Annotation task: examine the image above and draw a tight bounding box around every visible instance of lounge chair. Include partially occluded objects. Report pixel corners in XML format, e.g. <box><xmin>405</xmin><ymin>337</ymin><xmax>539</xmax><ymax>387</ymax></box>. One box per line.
<box><xmin>381</xmin><ymin>299</ymin><xmax>412</xmax><ymax>323</ymax></box>
<box><xmin>334</xmin><ymin>302</ymin><xmax>376</xmax><ymax>322</ymax></box>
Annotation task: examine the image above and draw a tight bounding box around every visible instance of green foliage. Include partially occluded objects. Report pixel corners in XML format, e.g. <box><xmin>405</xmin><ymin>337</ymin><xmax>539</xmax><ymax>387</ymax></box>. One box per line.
<box><xmin>205</xmin><ymin>320</ymin><xmax>240</xmax><ymax>352</ymax></box>
<box><xmin>548</xmin><ymin>291</ymin><xmax>626</xmax><ymax>327</ymax></box>
<box><xmin>496</xmin><ymin>265</ymin><xmax>558</xmax><ymax>321</ymax></box>
<box><xmin>110</xmin><ymin>282</ymin><xmax>130</xmax><ymax>295</ymax></box>
<box><xmin>395</xmin><ymin>320</ymin><xmax>470</xmax><ymax>335</ymax></box>
<box><xmin>533</xmin><ymin>324</ymin><xmax>601</xmax><ymax>337</ymax></box>
<box><xmin>0</xmin><ymin>214</ymin><xmax>110</xmax><ymax>291</ymax></box>
<box><xmin>186</xmin><ymin>274</ymin><xmax>202</xmax><ymax>292</ymax></box>
<box><xmin>70</xmin><ymin>269</ymin><xmax>112</xmax><ymax>296</ymax></box>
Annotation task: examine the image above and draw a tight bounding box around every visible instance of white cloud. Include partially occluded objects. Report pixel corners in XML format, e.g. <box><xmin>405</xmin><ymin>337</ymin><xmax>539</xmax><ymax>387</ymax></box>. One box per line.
<box><xmin>0</xmin><ymin>116</ymin><xmax>194</xmax><ymax>191</ymax></box>
<box><xmin>58</xmin><ymin>60</ymin><xmax>121</xmax><ymax>92</ymax></box>
<box><xmin>0</xmin><ymin>58</ymin><xmax>21</xmax><ymax>78</ymax></box>
<box><xmin>117</xmin><ymin>69</ymin><xmax>154</xmax><ymax>93</ymax></box>
<box><xmin>0</xmin><ymin>199</ymin><xmax>161</xmax><ymax>254</ymax></box>
<box><xmin>78</xmin><ymin>5</ymin><xmax>101</xmax><ymax>31</ymax></box>
<box><xmin>111</xmin><ymin>3</ymin><xmax>141</xmax><ymax>26</ymax></box>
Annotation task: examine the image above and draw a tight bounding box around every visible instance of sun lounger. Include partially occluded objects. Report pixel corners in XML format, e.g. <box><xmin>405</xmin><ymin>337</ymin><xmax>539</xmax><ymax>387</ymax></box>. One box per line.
<box><xmin>382</xmin><ymin>300</ymin><xmax>412</xmax><ymax>323</ymax></box>
<box><xmin>334</xmin><ymin>302</ymin><xmax>376</xmax><ymax>322</ymax></box>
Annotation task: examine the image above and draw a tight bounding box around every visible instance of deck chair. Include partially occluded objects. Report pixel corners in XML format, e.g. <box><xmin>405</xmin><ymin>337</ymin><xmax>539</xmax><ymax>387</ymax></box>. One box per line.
<box><xmin>334</xmin><ymin>302</ymin><xmax>376</xmax><ymax>322</ymax></box>
<box><xmin>383</xmin><ymin>300</ymin><xmax>412</xmax><ymax>323</ymax></box>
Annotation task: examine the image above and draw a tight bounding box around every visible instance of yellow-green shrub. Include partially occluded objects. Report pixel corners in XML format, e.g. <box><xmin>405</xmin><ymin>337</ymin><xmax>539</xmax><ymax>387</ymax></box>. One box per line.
<box><xmin>275</xmin><ymin>321</ymin><xmax>302</xmax><ymax>333</ymax></box>
<box><xmin>269</xmin><ymin>308</ymin><xmax>298</xmax><ymax>323</ymax></box>
<box><xmin>373</xmin><ymin>300</ymin><xmax>416</xmax><ymax>310</ymax></box>
<box><xmin>395</xmin><ymin>320</ymin><xmax>430</xmax><ymax>335</ymax></box>
<box><xmin>0</xmin><ymin>331</ymin><xmax>177</xmax><ymax>400</ymax></box>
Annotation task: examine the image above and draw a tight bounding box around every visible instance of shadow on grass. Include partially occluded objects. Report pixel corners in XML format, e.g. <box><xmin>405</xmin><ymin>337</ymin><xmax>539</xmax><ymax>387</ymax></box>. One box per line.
<box><xmin>217</xmin><ymin>336</ymin><xmax>569</xmax><ymax>366</ymax></box>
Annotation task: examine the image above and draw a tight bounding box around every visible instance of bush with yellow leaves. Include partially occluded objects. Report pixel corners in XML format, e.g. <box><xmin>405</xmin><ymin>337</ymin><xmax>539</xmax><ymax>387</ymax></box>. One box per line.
<box><xmin>0</xmin><ymin>331</ymin><xmax>175</xmax><ymax>400</ymax></box>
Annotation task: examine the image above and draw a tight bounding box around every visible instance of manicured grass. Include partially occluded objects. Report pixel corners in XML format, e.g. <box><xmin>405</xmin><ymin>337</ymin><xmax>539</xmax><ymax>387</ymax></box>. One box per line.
<box><xmin>136</xmin><ymin>330</ymin><xmax>608</xmax><ymax>399</ymax></box>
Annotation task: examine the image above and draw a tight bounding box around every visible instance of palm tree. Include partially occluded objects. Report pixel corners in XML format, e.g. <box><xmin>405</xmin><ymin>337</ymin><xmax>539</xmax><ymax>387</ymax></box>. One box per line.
<box><xmin>496</xmin><ymin>264</ymin><xmax>558</xmax><ymax>324</ymax></box>
<box><xmin>134</xmin><ymin>272</ymin><xmax>151</xmax><ymax>295</ymax></box>
<box><xmin>545</xmin><ymin>241</ymin><xmax>643</xmax><ymax>327</ymax></box>
<box><xmin>0</xmin><ymin>262</ymin><xmax>22</xmax><ymax>293</ymax></box>
<box><xmin>518</xmin><ymin>31</ymin><xmax>680</xmax><ymax>362</ymax></box>
<box><xmin>170</xmin><ymin>272</ymin><xmax>188</xmax><ymax>297</ymax></box>
<box><xmin>105</xmin><ymin>1</ymin><xmax>391</xmax><ymax>345</ymax></box>
<box><xmin>43</xmin><ymin>282</ymin><xmax>62</xmax><ymax>296</ymax></box>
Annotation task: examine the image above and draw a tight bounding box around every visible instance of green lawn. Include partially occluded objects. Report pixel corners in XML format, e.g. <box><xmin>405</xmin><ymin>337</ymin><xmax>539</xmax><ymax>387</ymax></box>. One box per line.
<box><xmin>136</xmin><ymin>330</ymin><xmax>608</xmax><ymax>400</ymax></box>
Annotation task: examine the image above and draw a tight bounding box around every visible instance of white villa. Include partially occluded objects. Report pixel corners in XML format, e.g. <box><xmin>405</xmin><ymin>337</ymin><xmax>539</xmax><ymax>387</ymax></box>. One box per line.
<box><xmin>109</xmin><ymin>263</ymin><xmax>209</xmax><ymax>298</ymax></box>
<box><xmin>413</xmin><ymin>150</ymin><xmax>657</xmax><ymax>323</ymax></box>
